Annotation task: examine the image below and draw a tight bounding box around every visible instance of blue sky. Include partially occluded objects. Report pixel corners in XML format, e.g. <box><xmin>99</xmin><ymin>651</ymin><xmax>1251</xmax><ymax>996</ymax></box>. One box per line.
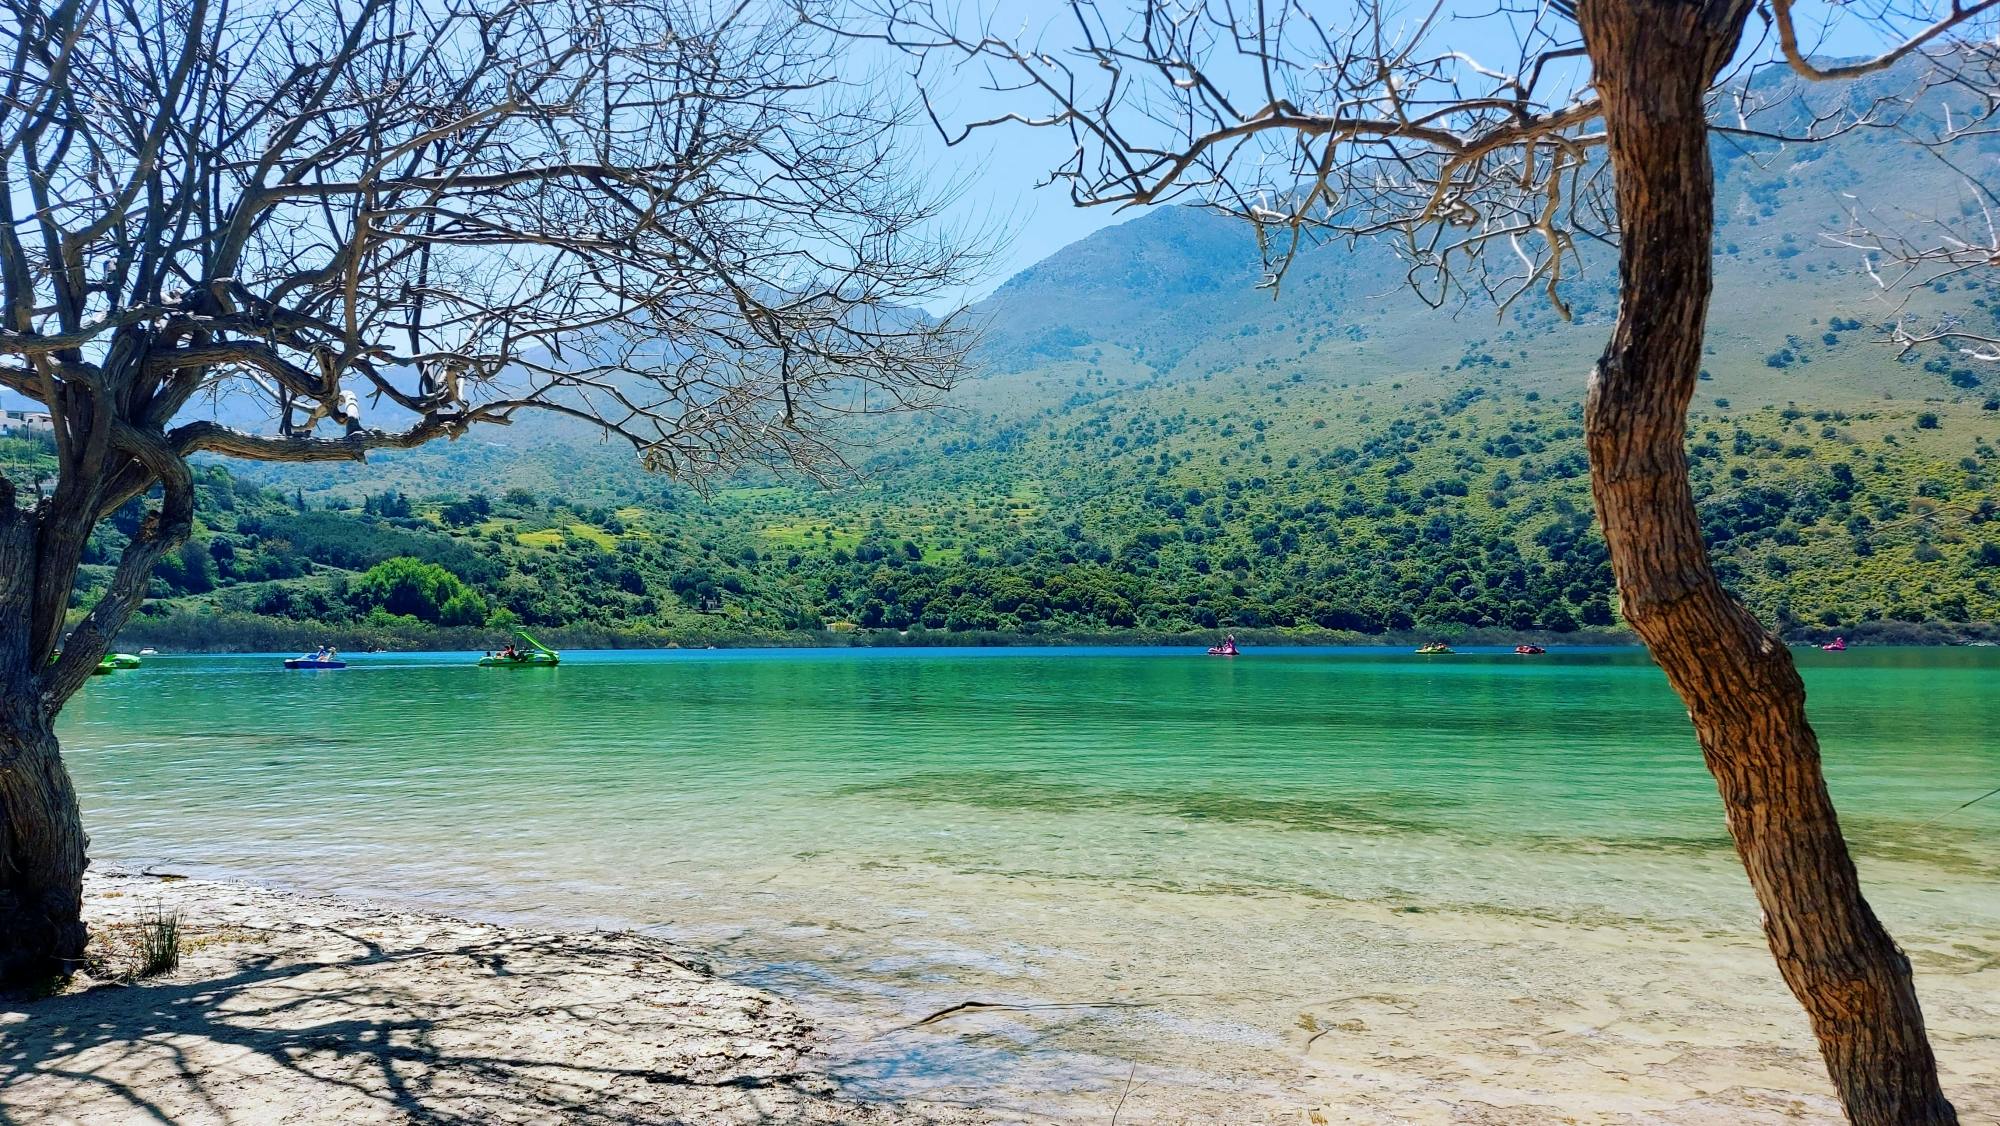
<box><xmin>875</xmin><ymin>0</ymin><xmax>1915</xmax><ymax>306</ymax></box>
<box><xmin>901</xmin><ymin>103</ymin><xmax>1137</xmax><ymax>307</ymax></box>
<box><xmin>2</xmin><ymin>0</ymin><xmax>1936</xmax><ymax>420</ymax></box>
<box><xmin>875</xmin><ymin>0</ymin><xmax>1589</xmax><ymax>302</ymax></box>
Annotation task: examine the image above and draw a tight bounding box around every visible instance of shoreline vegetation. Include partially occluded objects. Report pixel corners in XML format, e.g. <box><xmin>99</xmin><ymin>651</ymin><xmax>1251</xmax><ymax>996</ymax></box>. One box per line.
<box><xmin>2</xmin><ymin>871</ymin><xmax>982</xmax><ymax>1126</ymax></box>
<box><xmin>112</xmin><ymin>612</ymin><xmax>2000</xmax><ymax>654</ymax></box>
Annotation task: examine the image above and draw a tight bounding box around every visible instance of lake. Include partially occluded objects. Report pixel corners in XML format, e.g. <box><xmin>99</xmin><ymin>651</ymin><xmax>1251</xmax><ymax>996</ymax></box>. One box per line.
<box><xmin>57</xmin><ymin>646</ymin><xmax>2000</xmax><ymax>1121</ymax></box>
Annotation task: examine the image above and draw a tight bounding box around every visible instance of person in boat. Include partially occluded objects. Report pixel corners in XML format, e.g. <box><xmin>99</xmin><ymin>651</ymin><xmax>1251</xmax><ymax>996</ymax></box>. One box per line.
<box><xmin>499</xmin><ymin>643</ymin><xmax>520</xmax><ymax>660</ymax></box>
<box><xmin>1223</xmin><ymin>632</ymin><xmax>1238</xmax><ymax>654</ymax></box>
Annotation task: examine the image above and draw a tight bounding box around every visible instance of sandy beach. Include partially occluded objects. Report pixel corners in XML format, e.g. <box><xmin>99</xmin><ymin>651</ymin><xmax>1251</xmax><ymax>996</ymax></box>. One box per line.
<box><xmin>0</xmin><ymin>871</ymin><xmax>984</xmax><ymax>1126</ymax></box>
<box><xmin>6</xmin><ymin>869</ymin><xmax>1997</xmax><ymax>1125</ymax></box>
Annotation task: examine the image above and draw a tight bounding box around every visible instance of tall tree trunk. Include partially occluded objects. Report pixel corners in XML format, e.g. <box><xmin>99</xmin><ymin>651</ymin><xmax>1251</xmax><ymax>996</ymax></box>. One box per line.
<box><xmin>1577</xmin><ymin>1</ymin><xmax>1955</xmax><ymax>1121</ymax></box>
<box><xmin>0</xmin><ymin>344</ymin><xmax>194</xmax><ymax>989</ymax></box>
<box><xmin>0</xmin><ymin>512</ymin><xmax>89</xmax><ymax>988</ymax></box>
<box><xmin>0</xmin><ymin>695</ymin><xmax>88</xmax><ymax>988</ymax></box>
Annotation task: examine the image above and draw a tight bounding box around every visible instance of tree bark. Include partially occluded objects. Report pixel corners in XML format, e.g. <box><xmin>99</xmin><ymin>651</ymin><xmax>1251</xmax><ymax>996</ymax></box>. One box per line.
<box><xmin>0</xmin><ymin>508</ymin><xmax>90</xmax><ymax>988</ymax></box>
<box><xmin>0</xmin><ymin>696</ymin><xmax>89</xmax><ymax>988</ymax></box>
<box><xmin>0</xmin><ymin>326</ymin><xmax>207</xmax><ymax>988</ymax></box>
<box><xmin>1577</xmin><ymin>0</ymin><xmax>1956</xmax><ymax>1120</ymax></box>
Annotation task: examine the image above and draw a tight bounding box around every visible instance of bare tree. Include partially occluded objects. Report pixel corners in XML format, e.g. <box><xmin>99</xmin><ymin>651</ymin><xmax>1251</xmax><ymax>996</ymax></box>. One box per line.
<box><xmin>0</xmin><ymin>0</ymin><xmax>977</xmax><ymax>987</ymax></box>
<box><xmin>848</xmin><ymin>0</ymin><xmax>2000</xmax><ymax>1120</ymax></box>
<box><xmin>1832</xmin><ymin>63</ymin><xmax>2000</xmax><ymax>360</ymax></box>
<box><xmin>1855</xmin><ymin>198</ymin><xmax>2000</xmax><ymax>360</ymax></box>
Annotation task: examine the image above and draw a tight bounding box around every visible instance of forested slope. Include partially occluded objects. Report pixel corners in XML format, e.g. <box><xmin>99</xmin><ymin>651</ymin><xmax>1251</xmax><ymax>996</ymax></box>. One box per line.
<box><xmin>16</xmin><ymin>84</ymin><xmax>2000</xmax><ymax>648</ymax></box>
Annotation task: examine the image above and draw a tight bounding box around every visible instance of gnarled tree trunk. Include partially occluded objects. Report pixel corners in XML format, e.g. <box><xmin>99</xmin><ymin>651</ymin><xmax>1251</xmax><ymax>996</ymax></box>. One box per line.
<box><xmin>0</xmin><ymin>698</ymin><xmax>89</xmax><ymax>988</ymax></box>
<box><xmin>0</xmin><ymin>510</ymin><xmax>90</xmax><ymax>987</ymax></box>
<box><xmin>0</xmin><ymin>348</ymin><xmax>195</xmax><ymax>988</ymax></box>
<box><xmin>1578</xmin><ymin>0</ymin><xmax>1955</xmax><ymax>1120</ymax></box>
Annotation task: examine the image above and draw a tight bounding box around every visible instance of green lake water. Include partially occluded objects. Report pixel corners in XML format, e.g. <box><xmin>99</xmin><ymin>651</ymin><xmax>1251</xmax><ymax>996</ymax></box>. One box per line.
<box><xmin>56</xmin><ymin>646</ymin><xmax>2000</xmax><ymax>1116</ymax></box>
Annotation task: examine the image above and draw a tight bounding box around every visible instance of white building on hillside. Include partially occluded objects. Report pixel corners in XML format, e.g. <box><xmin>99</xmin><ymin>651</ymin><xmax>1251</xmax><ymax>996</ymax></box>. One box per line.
<box><xmin>0</xmin><ymin>408</ymin><xmax>54</xmax><ymax>433</ymax></box>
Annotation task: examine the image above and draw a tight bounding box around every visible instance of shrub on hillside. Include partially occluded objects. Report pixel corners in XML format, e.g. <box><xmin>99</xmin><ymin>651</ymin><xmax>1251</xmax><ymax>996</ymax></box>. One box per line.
<box><xmin>348</xmin><ymin>557</ymin><xmax>488</xmax><ymax>626</ymax></box>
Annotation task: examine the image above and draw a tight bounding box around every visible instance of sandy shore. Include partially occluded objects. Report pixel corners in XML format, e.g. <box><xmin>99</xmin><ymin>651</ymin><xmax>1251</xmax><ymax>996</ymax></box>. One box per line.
<box><xmin>0</xmin><ymin>871</ymin><xmax>985</xmax><ymax>1126</ymax></box>
<box><xmin>6</xmin><ymin>871</ymin><xmax>1995</xmax><ymax>1124</ymax></box>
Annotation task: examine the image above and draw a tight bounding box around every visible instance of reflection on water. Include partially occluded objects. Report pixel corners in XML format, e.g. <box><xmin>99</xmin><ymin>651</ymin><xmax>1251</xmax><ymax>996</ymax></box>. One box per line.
<box><xmin>58</xmin><ymin>647</ymin><xmax>2000</xmax><ymax>1117</ymax></box>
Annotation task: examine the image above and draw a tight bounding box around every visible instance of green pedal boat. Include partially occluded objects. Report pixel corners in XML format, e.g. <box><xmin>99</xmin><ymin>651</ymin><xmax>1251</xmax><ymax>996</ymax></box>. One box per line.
<box><xmin>478</xmin><ymin>631</ymin><xmax>560</xmax><ymax>667</ymax></box>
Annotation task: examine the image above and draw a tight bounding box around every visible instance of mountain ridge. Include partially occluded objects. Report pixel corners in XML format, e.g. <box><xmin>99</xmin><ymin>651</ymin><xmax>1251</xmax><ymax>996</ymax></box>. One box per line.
<box><xmin>15</xmin><ymin>83</ymin><xmax>2000</xmax><ymax>645</ymax></box>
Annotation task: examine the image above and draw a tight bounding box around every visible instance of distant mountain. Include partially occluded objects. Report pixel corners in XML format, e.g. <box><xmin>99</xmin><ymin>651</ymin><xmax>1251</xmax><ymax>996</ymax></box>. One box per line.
<box><xmin>103</xmin><ymin>75</ymin><xmax>2000</xmax><ymax>642</ymax></box>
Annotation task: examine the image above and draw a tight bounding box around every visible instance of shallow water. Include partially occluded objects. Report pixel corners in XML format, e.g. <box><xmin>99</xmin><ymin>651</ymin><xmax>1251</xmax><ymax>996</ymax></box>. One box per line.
<box><xmin>59</xmin><ymin>646</ymin><xmax>2000</xmax><ymax>1120</ymax></box>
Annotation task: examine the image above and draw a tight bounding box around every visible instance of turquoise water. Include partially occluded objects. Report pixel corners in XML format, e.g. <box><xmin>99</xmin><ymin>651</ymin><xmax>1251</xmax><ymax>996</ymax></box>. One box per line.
<box><xmin>55</xmin><ymin>647</ymin><xmax>2000</xmax><ymax>1114</ymax></box>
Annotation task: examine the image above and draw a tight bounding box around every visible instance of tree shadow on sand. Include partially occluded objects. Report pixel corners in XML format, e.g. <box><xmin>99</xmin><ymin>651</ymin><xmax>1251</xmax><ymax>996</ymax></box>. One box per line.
<box><xmin>0</xmin><ymin>920</ymin><xmax>955</xmax><ymax>1125</ymax></box>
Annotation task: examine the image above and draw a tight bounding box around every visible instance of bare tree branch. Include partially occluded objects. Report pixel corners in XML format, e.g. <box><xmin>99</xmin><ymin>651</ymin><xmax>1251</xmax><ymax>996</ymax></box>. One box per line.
<box><xmin>842</xmin><ymin>0</ymin><xmax>1997</xmax><ymax>308</ymax></box>
<box><xmin>0</xmin><ymin>0</ymin><xmax>983</xmax><ymax>694</ymax></box>
<box><xmin>43</xmin><ymin>423</ymin><xmax>193</xmax><ymax>708</ymax></box>
<box><xmin>1770</xmin><ymin>0</ymin><xmax>2000</xmax><ymax>82</ymax></box>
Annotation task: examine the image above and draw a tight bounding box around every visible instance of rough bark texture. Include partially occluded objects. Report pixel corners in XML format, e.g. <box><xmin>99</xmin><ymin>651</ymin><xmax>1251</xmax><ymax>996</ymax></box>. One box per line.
<box><xmin>0</xmin><ymin>513</ymin><xmax>90</xmax><ymax>987</ymax></box>
<box><xmin>0</xmin><ymin>338</ymin><xmax>195</xmax><ymax>988</ymax></box>
<box><xmin>0</xmin><ymin>695</ymin><xmax>88</xmax><ymax>987</ymax></box>
<box><xmin>1577</xmin><ymin>1</ymin><xmax>1956</xmax><ymax>1121</ymax></box>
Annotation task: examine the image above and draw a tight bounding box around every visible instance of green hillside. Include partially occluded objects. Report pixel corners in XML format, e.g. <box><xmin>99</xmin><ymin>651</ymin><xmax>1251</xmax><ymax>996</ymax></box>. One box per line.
<box><xmin>19</xmin><ymin>92</ymin><xmax>2000</xmax><ymax>649</ymax></box>
<box><xmin>28</xmin><ymin>381</ymin><xmax>2000</xmax><ymax>650</ymax></box>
